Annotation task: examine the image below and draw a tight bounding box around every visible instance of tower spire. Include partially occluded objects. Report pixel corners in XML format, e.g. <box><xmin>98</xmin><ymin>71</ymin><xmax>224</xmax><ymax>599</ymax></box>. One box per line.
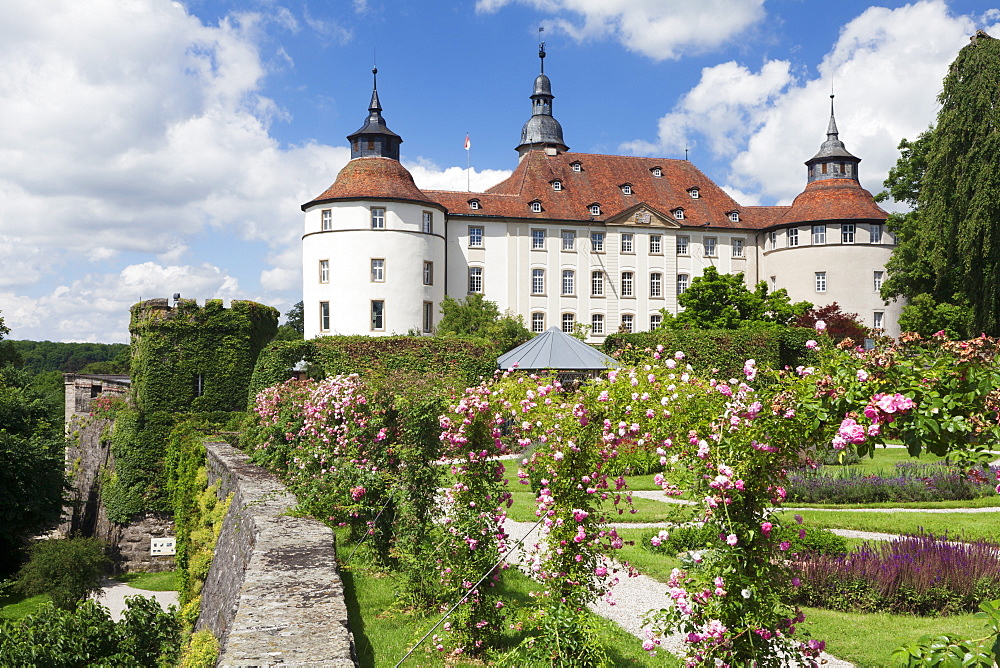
<box><xmin>827</xmin><ymin>93</ymin><xmax>839</xmax><ymax>139</ymax></box>
<box><xmin>516</xmin><ymin>39</ymin><xmax>568</xmax><ymax>158</ymax></box>
<box><xmin>347</xmin><ymin>66</ymin><xmax>402</xmax><ymax>161</ymax></box>
<box><xmin>538</xmin><ymin>27</ymin><xmax>545</xmax><ymax>74</ymax></box>
<box><xmin>804</xmin><ymin>92</ymin><xmax>859</xmax><ymax>184</ymax></box>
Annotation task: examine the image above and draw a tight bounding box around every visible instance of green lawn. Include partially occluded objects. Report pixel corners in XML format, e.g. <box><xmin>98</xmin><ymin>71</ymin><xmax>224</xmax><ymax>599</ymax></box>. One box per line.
<box><xmin>341</xmin><ymin>544</ymin><xmax>679</xmax><ymax>667</ymax></box>
<box><xmin>506</xmin><ymin>486</ymin><xmax>689</xmax><ymax>524</ymax></box>
<box><xmin>116</xmin><ymin>569</ymin><xmax>181</xmax><ymax>591</ymax></box>
<box><xmin>0</xmin><ymin>592</ymin><xmax>50</xmax><ymax>621</ymax></box>
<box><xmin>775</xmin><ymin>509</ymin><xmax>1000</xmax><ymax>543</ymax></box>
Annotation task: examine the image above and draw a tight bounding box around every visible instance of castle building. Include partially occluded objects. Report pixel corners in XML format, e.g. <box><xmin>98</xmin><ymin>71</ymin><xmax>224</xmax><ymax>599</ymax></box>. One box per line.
<box><xmin>301</xmin><ymin>52</ymin><xmax>900</xmax><ymax>342</ymax></box>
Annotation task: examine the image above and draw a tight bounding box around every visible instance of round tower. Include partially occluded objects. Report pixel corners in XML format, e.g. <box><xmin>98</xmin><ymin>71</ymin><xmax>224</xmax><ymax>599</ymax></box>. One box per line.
<box><xmin>301</xmin><ymin>70</ymin><xmax>446</xmax><ymax>338</ymax></box>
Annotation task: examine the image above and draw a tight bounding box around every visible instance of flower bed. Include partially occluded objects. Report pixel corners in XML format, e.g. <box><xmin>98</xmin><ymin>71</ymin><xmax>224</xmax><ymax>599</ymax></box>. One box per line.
<box><xmin>791</xmin><ymin>532</ymin><xmax>1000</xmax><ymax>615</ymax></box>
<box><xmin>787</xmin><ymin>461</ymin><xmax>996</xmax><ymax>504</ymax></box>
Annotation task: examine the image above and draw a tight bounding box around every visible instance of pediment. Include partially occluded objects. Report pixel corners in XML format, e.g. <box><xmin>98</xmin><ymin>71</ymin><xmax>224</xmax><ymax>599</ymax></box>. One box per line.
<box><xmin>605</xmin><ymin>204</ymin><xmax>680</xmax><ymax>228</ymax></box>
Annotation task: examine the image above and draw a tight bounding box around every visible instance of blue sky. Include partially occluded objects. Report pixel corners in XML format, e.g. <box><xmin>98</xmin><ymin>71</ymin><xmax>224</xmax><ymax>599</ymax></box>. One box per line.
<box><xmin>0</xmin><ymin>0</ymin><xmax>996</xmax><ymax>342</ymax></box>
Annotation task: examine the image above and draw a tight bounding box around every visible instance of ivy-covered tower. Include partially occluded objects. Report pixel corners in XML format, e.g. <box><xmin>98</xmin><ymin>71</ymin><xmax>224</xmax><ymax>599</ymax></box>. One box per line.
<box><xmin>128</xmin><ymin>298</ymin><xmax>278</xmax><ymax>413</ymax></box>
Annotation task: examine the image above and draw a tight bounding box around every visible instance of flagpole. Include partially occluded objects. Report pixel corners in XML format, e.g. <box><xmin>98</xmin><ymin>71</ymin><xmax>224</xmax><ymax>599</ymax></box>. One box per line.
<box><xmin>465</xmin><ymin>131</ymin><xmax>471</xmax><ymax>192</ymax></box>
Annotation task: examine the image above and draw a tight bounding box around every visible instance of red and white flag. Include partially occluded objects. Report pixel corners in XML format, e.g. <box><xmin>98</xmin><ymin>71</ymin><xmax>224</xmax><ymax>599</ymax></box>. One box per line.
<box><xmin>464</xmin><ymin>134</ymin><xmax>471</xmax><ymax>151</ymax></box>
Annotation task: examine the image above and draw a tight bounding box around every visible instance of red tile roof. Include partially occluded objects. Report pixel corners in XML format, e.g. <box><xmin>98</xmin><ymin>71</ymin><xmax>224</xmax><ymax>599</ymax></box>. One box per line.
<box><xmin>302</xmin><ymin>157</ymin><xmax>438</xmax><ymax>209</ymax></box>
<box><xmin>424</xmin><ymin>151</ymin><xmax>757</xmax><ymax>229</ymax></box>
<box><xmin>773</xmin><ymin>178</ymin><xmax>887</xmax><ymax>225</ymax></box>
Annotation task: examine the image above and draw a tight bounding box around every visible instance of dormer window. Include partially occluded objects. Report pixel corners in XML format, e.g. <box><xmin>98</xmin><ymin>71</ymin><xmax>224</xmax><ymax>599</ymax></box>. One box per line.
<box><xmin>571</xmin><ymin>161</ymin><xmax>582</xmax><ymax>173</ymax></box>
<box><xmin>589</xmin><ymin>204</ymin><xmax>601</xmax><ymax>216</ymax></box>
<box><xmin>530</xmin><ymin>200</ymin><xmax>542</xmax><ymax>213</ymax></box>
<box><xmin>689</xmin><ymin>188</ymin><xmax>700</xmax><ymax>199</ymax></box>
<box><xmin>469</xmin><ymin>199</ymin><xmax>481</xmax><ymax>210</ymax></box>
<box><xmin>673</xmin><ymin>208</ymin><xmax>685</xmax><ymax>220</ymax></box>
<box><xmin>728</xmin><ymin>211</ymin><xmax>740</xmax><ymax>223</ymax></box>
<box><xmin>621</xmin><ymin>184</ymin><xmax>632</xmax><ymax>195</ymax></box>
<box><xmin>651</xmin><ymin>166</ymin><xmax>662</xmax><ymax>178</ymax></box>
<box><xmin>551</xmin><ymin>180</ymin><xmax>562</xmax><ymax>191</ymax></box>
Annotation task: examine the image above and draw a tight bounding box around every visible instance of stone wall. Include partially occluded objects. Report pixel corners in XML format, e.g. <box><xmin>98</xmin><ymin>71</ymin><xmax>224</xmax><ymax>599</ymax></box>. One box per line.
<box><xmin>198</xmin><ymin>442</ymin><xmax>356</xmax><ymax>667</ymax></box>
<box><xmin>61</xmin><ymin>417</ymin><xmax>176</xmax><ymax>572</ymax></box>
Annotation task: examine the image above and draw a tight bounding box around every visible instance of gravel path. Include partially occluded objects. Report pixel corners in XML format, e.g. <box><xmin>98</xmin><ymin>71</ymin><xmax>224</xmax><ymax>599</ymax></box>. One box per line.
<box><xmin>93</xmin><ymin>579</ymin><xmax>179</xmax><ymax>621</ymax></box>
<box><xmin>503</xmin><ymin>519</ymin><xmax>853</xmax><ymax>667</ymax></box>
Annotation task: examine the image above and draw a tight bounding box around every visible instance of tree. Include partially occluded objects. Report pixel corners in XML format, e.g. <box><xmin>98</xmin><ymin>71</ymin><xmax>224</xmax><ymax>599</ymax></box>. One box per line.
<box><xmin>16</xmin><ymin>537</ymin><xmax>110</xmax><ymax>611</ymax></box>
<box><xmin>661</xmin><ymin>267</ymin><xmax>811</xmax><ymax>330</ymax></box>
<box><xmin>896</xmin><ymin>293</ymin><xmax>972</xmax><ymax>339</ymax></box>
<box><xmin>880</xmin><ymin>32</ymin><xmax>1000</xmax><ymax>335</ymax></box>
<box><xmin>437</xmin><ymin>294</ymin><xmax>532</xmax><ymax>352</ymax></box>
<box><xmin>274</xmin><ymin>301</ymin><xmax>305</xmax><ymax>341</ymax></box>
<box><xmin>795</xmin><ymin>303</ymin><xmax>869</xmax><ymax>342</ymax></box>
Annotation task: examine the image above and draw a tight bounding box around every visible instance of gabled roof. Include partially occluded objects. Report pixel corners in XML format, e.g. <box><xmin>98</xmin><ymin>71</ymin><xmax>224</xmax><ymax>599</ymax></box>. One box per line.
<box><xmin>424</xmin><ymin>151</ymin><xmax>759</xmax><ymax>228</ymax></box>
<box><xmin>497</xmin><ymin>327</ymin><xmax>619</xmax><ymax>371</ymax></box>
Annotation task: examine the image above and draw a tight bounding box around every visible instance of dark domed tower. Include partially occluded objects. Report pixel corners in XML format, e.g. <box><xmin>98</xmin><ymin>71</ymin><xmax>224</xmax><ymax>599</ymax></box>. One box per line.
<box><xmin>516</xmin><ymin>43</ymin><xmax>569</xmax><ymax>158</ymax></box>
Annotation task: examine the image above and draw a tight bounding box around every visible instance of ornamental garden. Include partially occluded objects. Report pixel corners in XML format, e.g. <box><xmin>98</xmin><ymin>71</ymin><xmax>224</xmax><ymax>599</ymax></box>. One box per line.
<box><xmin>234</xmin><ymin>324</ymin><xmax>1000</xmax><ymax>667</ymax></box>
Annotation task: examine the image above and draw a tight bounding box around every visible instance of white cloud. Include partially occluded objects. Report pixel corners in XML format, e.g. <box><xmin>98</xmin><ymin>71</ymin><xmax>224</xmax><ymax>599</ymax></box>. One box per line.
<box><xmin>1</xmin><ymin>262</ymin><xmax>243</xmax><ymax>342</ymax></box>
<box><xmin>407</xmin><ymin>160</ymin><xmax>513</xmax><ymax>192</ymax></box>
<box><xmin>475</xmin><ymin>0</ymin><xmax>766</xmax><ymax>61</ymax></box>
<box><xmin>624</xmin><ymin>1</ymin><xmax>982</xmax><ymax>205</ymax></box>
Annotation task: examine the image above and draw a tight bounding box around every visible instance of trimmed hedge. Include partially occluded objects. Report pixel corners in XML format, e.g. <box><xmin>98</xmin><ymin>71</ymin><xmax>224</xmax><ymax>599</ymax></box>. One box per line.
<box><xmin>313</xmin><ymin>335</ymin><xmax>497</xmax><ymax>385</ymax></box>
<box><xmin>603</xmin><ymin>327</ymin><xmax>817</xmax><ymax>378</ymax></box>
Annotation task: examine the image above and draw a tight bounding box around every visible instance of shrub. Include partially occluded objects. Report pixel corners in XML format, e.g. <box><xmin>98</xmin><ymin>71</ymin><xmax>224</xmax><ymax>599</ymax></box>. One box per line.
<box><xmin>791</xmin><ymin>532</ymin><xmax>1000</xmax><ymax>615</ymax></box>
<box><xmin>16</xmin><ymin>537</ymin><xmax>110</xmax><ymax>611</ymax></box>
<box><xmin>643</xmin><ymin>523</ymin><xmax>846</xmax><ymax>557</ymax></box>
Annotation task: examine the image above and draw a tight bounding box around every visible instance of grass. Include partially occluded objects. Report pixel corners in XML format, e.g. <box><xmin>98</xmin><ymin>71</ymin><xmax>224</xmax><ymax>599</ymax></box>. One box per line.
<box><xmin>614</xmin><ymin>528</ymin><xmax>681</xmax><ymax>582</ymax></box>
<box><xmin>341</xmin><ymin>544</ymin><xmax>679</xmax><ymax>667</ymax></box>
<box><xmin>789</xmin><ymin>495</ymin><xmax>1000</xmax><ymax>510</ymax></box>
<box><xmin>775</xmin><ymin>509</ymin><xmax>1000</xmax><ymax>543</ymax></box>
<box><xmin>115</xmin><ymin>569</ymin><xmax>181</xmax><ymax>591</ymax></box>
<box><xmin>0</xmin><ymin>592</ymin><xmax>50</xmax><ymax>621</ymax></box>
<box><xmin>506</xmin><ymin>485</ymin><xmax>689</xmax><ymax>524</ymax></box>
<box><xmin>799</xmin><ymin>607</ymin><xmax>989</xmax><ymax>668</ymax></box>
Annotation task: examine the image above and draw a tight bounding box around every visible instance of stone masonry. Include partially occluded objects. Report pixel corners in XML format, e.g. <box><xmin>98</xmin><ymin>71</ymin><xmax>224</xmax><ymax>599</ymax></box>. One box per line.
<box><xmin>198</xmin><ymin>442</ymin><xmax>356</xmax><ymax>667</ymax></box>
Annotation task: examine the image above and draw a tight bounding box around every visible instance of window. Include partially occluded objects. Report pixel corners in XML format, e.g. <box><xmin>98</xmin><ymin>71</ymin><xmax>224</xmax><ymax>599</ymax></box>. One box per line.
<box><xmin>552</xmin><ymin>180</ymin><xmax>562</xmax><ymax>191</ymax></box>
<box><xmin>422</xmin><ymin>211</ymin><xmax>433</xmax><ymax>234</ymax></box>
<box><xmin>562</xmin><ymin>313</ymin><xmax>575</xmax><ymax>333</ymax></box>
<box><xmin>732</xmin><ymin>239</ymin><xmax>744</xmax><ymax>258</ymax></box>
<box><xmin>621</xmin><ymin>314</ymin><xmax>634</xmax><ymax>333</ymax></box>
<box><xmin>650</xmin><ymin>314</ymin><xmax>662</xmax><ymax>329</ymax></box>
<box><xmin>650</xmin><ymin>272</ymin><xmax>663</xmax><ymax>298</ymax></box>
<box><xmin>650</xmin><ymin>234</ymin><xmax>662</xmax><ymax>254</ymax></box>
<box><xmin>532</xmin><ymin>229</ymin><xmax>545</xmax><ymax>249</ymax></box>
<box><xmin>571</xmin><ymin>162</ymin><xmax>582</xmax><ymax>172</ymax></box>
<box><xmin>591</xmin><ymin>313</ymin><xmax>604</xmax><ymax>335</ymax></box>
<box><xmin>815</xmin><ymin>271</ymin><xmax>827</xmax><ymax>293</ymax></box>
<box><xmin>469</xmin><ymin>199</ymin><xmax>480</xmax><ymax>210</ymax></box>
<box><xmin>371</xmin><ymin>207</ymin><xmax>385</xmax><ymax>229</ymax></box>
<box><xmin>842</xmin><ymin>223</ymin><xmax>855</xmax><ymax>244</ymax></box>
<box><xmin>469</xmin><ymin>226</ymin><xmax>484</xmax><ymax>247</ymax></box>
<box><xmin>621</xmin><ymin>271</ymin><xmax>634</xmax><ymax>297</ymax></box>
<box><xmin>812</xmin><ymin>225</ymin><xmax>826</xmax><ymax>245</ymax></box>
<box><xmin>787</xmin><ymin>228</ymin><xmax>799</xmax><ymax>247</ymax></box>
<box><xmin>768</xmin><ymin>231</ymin><xmax>777</xmax><ymax>250</ymax></box>
<box><xmin>729</xmin><ymin>211</ymin><xmax>740</xmax><ymax>223</ymax></box>
<box><xmin>320</xmin><ymin>302</ymin><xmax>330</xmax><ymax>331</ymax></box>
<box><xmin>873</xmin><ymin>311</ymin><xmax>884</xmax><ymax>330</ymax></box>
<box><xmin>319</xmin><ymin>259</ymin><xmax>329</xmax><ymax>283</ymax></box>
<box><xmin>591</xmin><ymin>270</ymin><xmax>604</xmax><ymax>296</ymax></box>
<box><xmin>321</xmin><ymin>209</ymin><xmax>332</xmax><ymax>231</ymax></box>
<box><xmin>677</xmin><ymin>274</ymin><xmax>689</xmax><ymax>295</ymax></box>
<box><xmin>651</xmin><ymin>167</ymin><xmax>662</xmax><ymax>177</ymax></box>
<box><xmin>423</xmin><ymin>302</ymin><xmax>433</xmax><ymax>333</ymax></box>
<box><xmin>673</xmin><ymin>209</ymin><xmax>685</xmax><ymax>220</ymax></box>
<box><xmin>689</xmin><ymin>188</ymin><xmax>699</xmax><ymax>199</ymax></box>
<box><xmin>676</xmin><ymin>236</ymin><xmax>689</xmax><ymax>255</ymax></box>
<box><xmin>561</xmin><ymin>230</ymin><xmax>576</xmax><ymax>251</ymax></box>
<box><xmin>621</xmin><ymin>184</ymin><xmax>632</xmax><ymax>195</ymax></box>
<box><xmin>561</xmin><ymin>270</ymin><xmax>575</xmax><ymax>296</ymax></box>
<box><xmin>531</xmin><ymin>312</ymin><xmax>545</xmax><ymax>333</ymax></box>
<box><xmin>423</xmin><ymin>261</ymin><xmax>433</xmax><ymax>286</ymax></box>
<box><xmin>194</xmin><ymin>374</ymin><xmax>204</xmax><ymax>398</ymax></box>
<box><xmin>468</xmin><ymin>267</ymin><xmax>483</xmax><ymax>293</ymax></box>
<box><xmin>590</xmin><ymin>204</ymin><xmax>601</xmax><ymax>216</ymax></box>
<box><xmin>591</xmin><ymin>232</ymin><xmax>604</xmax><ymax>252</ymax></box>
<box><xmin>371</xmin><ymin>300</ymin><xmax>385</xmax><ymax>331</ymax></box>
<box><xmin>704</xmin><ymin>237</ymin><xmax>717</xmax><ymax>256</ymax></box>
<box><xmin>530</xmin><ymin>201</ymin><xmax>542</xmax><ymax>213</ymax></box>
<box><xmin>870</xmin><ymin>224</ymin><xmax>882</xmax><ymax>244</ymax></box>
<box><xmin>874</xmin><ymin>270</ymin><xmax>883</xmax><ymax>292</ymax></box>
<box><xmin>621</xmin><ymin>233</ymin><xmax>634</xmax><ymax>253</ymax></box>
<box><xmin>371</xmin><ymin>258</ymin><xmax>384</xmax><ymax>282</ymax></box>
<box><xmin>532</xmin><ymin>268</ymin><xmax>545</xmax><ymax>295</ymax></box>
